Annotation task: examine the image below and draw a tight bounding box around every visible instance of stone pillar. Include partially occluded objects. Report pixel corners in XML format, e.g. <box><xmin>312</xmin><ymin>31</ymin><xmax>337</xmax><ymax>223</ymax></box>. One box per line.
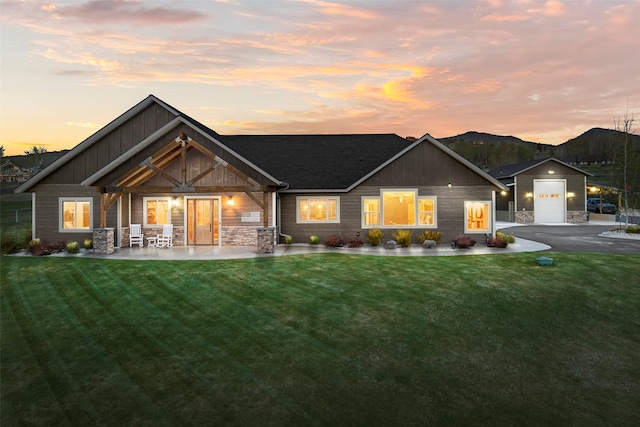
<box><xmin>256</xmin><ymin>227</ymin><xmax>276</xmax><ymax>254</ymax></box>
<box><xmin>93</xmin><ymin>228</ymin><xmax>114</xmax><ymax>255</ymax></box>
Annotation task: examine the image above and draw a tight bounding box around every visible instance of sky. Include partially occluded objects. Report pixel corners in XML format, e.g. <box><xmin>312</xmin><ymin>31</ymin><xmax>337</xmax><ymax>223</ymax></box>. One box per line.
<box><xmin>1</xmin><ymin>0</ymin><xmax>639</xmax><ymax>156</ymax></box>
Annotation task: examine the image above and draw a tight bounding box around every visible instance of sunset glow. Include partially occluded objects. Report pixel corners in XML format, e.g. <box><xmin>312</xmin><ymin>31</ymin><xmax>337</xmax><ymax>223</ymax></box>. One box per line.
<box><xmin>1</xmin><ymin>0</ymin><xmax>638</xmax><ymax>155</ymax></box>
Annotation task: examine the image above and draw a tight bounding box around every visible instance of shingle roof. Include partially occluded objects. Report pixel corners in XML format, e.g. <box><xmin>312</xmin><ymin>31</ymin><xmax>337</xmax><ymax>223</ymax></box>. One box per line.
<box><xmin>220</xmin><ymin>134</ymin><xmax>415</xmax><ymax>190</ymax></box>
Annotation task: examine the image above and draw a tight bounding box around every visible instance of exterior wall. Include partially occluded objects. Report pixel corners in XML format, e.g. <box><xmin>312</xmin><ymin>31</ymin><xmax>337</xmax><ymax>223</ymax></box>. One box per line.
<box><xmin>279</xmin><ymin>141</ymin><xmax>500</xmax><ymax>244</ymax></box>
<box><xmin>31</xmin><ymin>183</ymin><xmax>118</xmax><ymax>244</ymax></box>
<box><xmin>279</xmin><ymin>185</ymin><xmax>497</xmax><ymax>244</ymax></box>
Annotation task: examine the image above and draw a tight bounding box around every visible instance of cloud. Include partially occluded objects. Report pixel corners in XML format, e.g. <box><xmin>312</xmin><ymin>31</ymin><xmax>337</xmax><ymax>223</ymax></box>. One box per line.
<box><xmin>50</xmin><ymin>0</ymin><xmax>207</xmax><ymax>25</ymax></box>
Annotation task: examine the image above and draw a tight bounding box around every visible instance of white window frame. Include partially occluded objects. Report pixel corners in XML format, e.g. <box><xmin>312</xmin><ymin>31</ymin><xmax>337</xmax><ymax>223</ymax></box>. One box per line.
<box><xmin>374</xmin><ymin>189</ymin><xmax>438</xmax><ymax>229</ymax></box>
<box><xmin>59</xmin><ymin>197</ymin><xmax>93</xmax><ymax>232</ymax></box>
<box><xmin>296</xmin><ymin>196</ymin><xmax>340</xmax><ymax>223</ymax></box>
<box><xmin>143</xmin><ymin>197</ymin><xmax>172</xmax><ymax>227</ymax></box>
<box><xmin>417</xmin><ymin>196</ymin><xmax>438</xmax><ymax>228</ymax></box>
<box><xmin>464</xmin><ymin>200</ymin><xmax>492</xmax><ymax>233</ymax></box>
<box><xmin>361</xmin><ymin>196</ymin><xmax>381</xmax><ymax>228</ymax></box>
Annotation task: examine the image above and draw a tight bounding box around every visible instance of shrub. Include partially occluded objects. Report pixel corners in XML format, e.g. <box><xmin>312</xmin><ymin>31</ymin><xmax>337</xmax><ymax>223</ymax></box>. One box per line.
<box><xmin>496</xmin><ymin>231</ymin><xmax>515</xmax><ymax>244</ymax></box>
<box><xmin>1</xmin><ymin>234</ymin><xmax>23</xmax><ymax>255</ymax></box>
<box><xmin>284</xmin><ymin>235</ymin><xmax>294</xmax><ymax>244</ymax></box>
<box><xmin>487</xmin><ymin>236</ymin><xmax>508</xmax><ymax>248</ymax></box>
<box><xmin>391</xmin><ymin>229</ymin><xmax>412</xmax><ymax>247</ymax></box>
<box><xmin>454</xmin><ymin>235</ymin><xmax>477</xmax><ymax>249</ymax></box>
<box><xmin>323</xmin><ymin>235</ymin><xmax>344</xmax><ymax>247</ymax></box>
<box><xmin>347</xmin><ymin>236</ymin><xmax>364</xmax><ymax>248</ymax></box>
<box><xmin>309</xmin><ymin>235</ymin><xmax>320</xmax><ymax>245</ymax></box>
<box><xmin>29</xmin><ymin>238</ymin><xmax>41</xmax><ymax>247</ymax></box>
<box><xmin>66</xmin><ymin>241</ymin><xmax>80</xmax><ymax>254</ymax></box>
<box><xmin>417</xmin><ymin>230</ymin><xmax>442</xmax><ymax>244</ymax></box>
<box><xmin>367</xmin><ymin>228</ymin><xmax>383</xmax><ymax>246</ymax></box>
<box><xmin>84</xmin><ymin>239</ymin><xmax>93</xmax><ymax>249</ymax></box>
<box><xmin>626</xmin><ymin>225</ymin><xmax>640</xmax><ymax>234</ymax></box>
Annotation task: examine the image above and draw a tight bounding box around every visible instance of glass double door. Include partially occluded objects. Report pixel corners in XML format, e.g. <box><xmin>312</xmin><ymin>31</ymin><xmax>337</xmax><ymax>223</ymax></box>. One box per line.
<box><xmin>187</xmin><ymin>198</ymin><xmax>219</xmax><ymax>245</ymax></box>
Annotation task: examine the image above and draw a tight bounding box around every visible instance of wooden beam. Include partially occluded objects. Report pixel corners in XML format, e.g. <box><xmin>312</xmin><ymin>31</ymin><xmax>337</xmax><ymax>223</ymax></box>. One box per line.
<box><xmin>99</xmin><ymin>192</ymin><xmax>119</xmax><ymax>228</ymax></box>
<box><xmin>114</xmin><ymin>185</ymin><xmax>272</xmax><ymax>194</ymax></box>
<box><xmin>263</xmin><ymin>191</ymin><xmax>269</xmax><ymax>227</ymax></box>
<box><xmin>244</xmin><ymin>191</ymin><xmax>264</xmax><ymax>209</ymax></box>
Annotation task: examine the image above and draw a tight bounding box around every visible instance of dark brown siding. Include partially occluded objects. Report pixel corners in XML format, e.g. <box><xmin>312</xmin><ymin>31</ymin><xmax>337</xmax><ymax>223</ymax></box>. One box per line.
<box><xmin>32</xmin><ymin>184</ymin><xmax>118</xmax><ymax>244</ymax></box>
<box><xmin>46</xmin><ymin>103</ymin><xmax>178</xmax><ymax>184</ymax></box>
<box><xmin>514</xmin><ymin>162</ymin><xmax>587</xmax><ymax>211</ymax></box>
<box><xmin>280</xmin><ymin>141</ymin><xmax>500</xmax><ymax>244</ymax></box>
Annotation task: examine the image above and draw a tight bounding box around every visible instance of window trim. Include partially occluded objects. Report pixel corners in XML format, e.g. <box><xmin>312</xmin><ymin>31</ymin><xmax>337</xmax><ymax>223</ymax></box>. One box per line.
<box><xmin>464</xmin><ymin>200</ymin><xmax>492</xmax><ymax>234</ymax></box>
<box><xmin>369</xmin><ymin>189</ymin><xmax>438</xmax><ymax>229</ymax></box>
<box><xmin>296</xmin><ymin>196</ymin><xmax>340</xmax><ymax>223</ymax></box>
<box><xmin>59</xmin><ymin>197</ymin><xmax>93</xmax><ymax>232</ymax></box>
<box><xmin>361</xmin><ymin>196</ymin><xmax>381</xmax><ymax>228</ymax></box>
<box><xmin>417</xmin><ymin>196</ymin><xmax>438</xmax><ymax>228</ymax></box>
<box><xmin>143</xmin><ymin>197</ymin><xmax>172</xmax><ymax>227</ymax></box>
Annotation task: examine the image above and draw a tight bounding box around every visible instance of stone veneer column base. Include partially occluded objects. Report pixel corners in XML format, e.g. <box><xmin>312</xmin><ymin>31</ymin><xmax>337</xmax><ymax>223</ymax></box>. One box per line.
<box><xmin>566</xmin><ymin>211</ymin><xmax>588</xmax><ymax>223</ymax></box>
<box><xmin>256</xmin><ymin>227</ymin><xmax>276</xmax><ymax>254</ymax></box>
<box><xmin>515</xmin><ymin>211</ymin><xmax>534</xmax><ymax>224</ymax></box>
<box><xmin>93</xmin><ymin>228</ymin><xmax>114</xmax><ymax>254</ymax></box>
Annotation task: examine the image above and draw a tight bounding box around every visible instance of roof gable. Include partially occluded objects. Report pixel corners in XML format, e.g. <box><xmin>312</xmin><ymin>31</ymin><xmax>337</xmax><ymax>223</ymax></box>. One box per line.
<box><xmin>488</xmin><ymin>157</ymin><xmax>592</xmax><ymax>179</ymax></box>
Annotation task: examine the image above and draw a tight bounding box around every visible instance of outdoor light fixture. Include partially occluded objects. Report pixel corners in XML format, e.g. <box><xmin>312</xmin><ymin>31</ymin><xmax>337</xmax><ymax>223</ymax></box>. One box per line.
<box><xmin>227</xmin><ymin>196</ymin><xmax>234</xmax><ymax>206</ymax></box>
<box><xmin>447</xmin><ymin>182</ymin><xmax>452</xmax><ymax>188</ymax></box>
<box><xmin>500</xmin><ymin>191</ymin><xmax>507</xmax><ymax>196</ymax></box>
<box><xmin>548</xmin><ymin>170</ymin><xmax>555</xmax><ymax>174</ymax></box>
<box><xmin>567</xmin><ymin>192</ymin><xmax>575</xmax><ymax>198</ymax></box>
<box><xmin>171</xmin><ymin>198</ymin><xmax>179</xmax><ymax>207</ymax></box>
<box><xmin>525</xmin><ymin>192</ymin><xmax>533</xmax><ymax>198</ymax></box>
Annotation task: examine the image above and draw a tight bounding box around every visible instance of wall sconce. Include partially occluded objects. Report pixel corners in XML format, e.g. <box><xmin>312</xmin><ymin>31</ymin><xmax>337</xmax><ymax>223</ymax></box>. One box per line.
<box><xmin>447</xmin><ymin>182</ymin><xmax>452</xmax><ymax>188</ymax></box>
<box><xmin>525</xmin><ymin>192</ymin><xmax>533</xmax><ymax>198</ymax></box>
<box><xmin>548</xmin><ymin>170</ymin><xmax>555</xmax><ymax>174</ymax></box>
<box><xmin>171</xmin><ymin>198</ymin><xmax>179</xmax><ymax>207</ymax></box>
<box><xmin>590</xmin><ymin>186</ymin><xmax>599</xmax><ymax>193</ymax></box>
<box><xmin>567</xmin><ymin>192</ymin><xmax>575</xmax><ymax>198</ymax></box>
<box><xmin>226</xmin><ymin>196</ymin><xmax>234</xmax><ymax>206</ymax></box>
<box><xmin>500</xmin><ymin>190</ymin><xmax>507</xmax><ymax>196</ymax></box>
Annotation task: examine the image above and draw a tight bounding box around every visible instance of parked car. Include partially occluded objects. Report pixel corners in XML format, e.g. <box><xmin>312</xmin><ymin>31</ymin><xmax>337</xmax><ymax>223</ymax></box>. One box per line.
<box><xmin>587</xmin><ymin>198</ymin><xmax>617</xmax><ymax>214</ymax></box>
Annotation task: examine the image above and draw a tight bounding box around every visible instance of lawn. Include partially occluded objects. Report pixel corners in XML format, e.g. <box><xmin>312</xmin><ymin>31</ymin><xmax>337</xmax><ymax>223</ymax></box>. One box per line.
<box><xmin>2</xmin><ymin>253</ymin><xmax>639</xmax><ymax>426</ymax></box>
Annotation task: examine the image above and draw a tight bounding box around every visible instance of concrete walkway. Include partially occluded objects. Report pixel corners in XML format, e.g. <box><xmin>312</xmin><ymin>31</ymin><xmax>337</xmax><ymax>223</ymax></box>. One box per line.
<box><xmin>84</xmin><ymin>224</ymin><xmax>550</xmax><ymax>261</ymax></box>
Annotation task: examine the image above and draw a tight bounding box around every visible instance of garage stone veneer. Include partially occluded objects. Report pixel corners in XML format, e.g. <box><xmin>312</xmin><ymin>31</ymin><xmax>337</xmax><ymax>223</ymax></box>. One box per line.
<box><xmin>515</xmin><ymin>210</ymin><xmax>535</xmax><ymax>224</ymax></box>
<box><xmin>93</xmin><ymin>228</ymin><xmax>114</xmax><ymax>254</ymax></box>
<box><xmin>256</xmin><ymin>227</ymin><xmax>276</xmax><ymax>253</ymax></box>
<box><xmin>566</xmin><ymin>211</ymin><xmax>588</xmax><ymax>223</ymax></box>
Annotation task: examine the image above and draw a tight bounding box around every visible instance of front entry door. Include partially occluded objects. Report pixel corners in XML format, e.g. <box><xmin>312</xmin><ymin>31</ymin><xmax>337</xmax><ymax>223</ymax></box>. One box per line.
<box><xmin>187</xmin><ymin>198</ymin><xmax>219</xmax><ymax>245</ymax></box>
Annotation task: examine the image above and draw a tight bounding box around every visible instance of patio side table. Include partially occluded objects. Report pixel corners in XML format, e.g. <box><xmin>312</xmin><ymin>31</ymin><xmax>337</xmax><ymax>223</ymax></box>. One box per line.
<box><xmin>146</xmin><ymin>236</ymin><xmax>158</xmax><ymax>247</ymax></box>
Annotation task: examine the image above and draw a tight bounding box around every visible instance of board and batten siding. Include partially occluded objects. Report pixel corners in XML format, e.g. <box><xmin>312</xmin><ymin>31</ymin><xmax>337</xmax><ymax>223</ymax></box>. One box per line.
<box><xmin>45</xmin><ymin>104</ymin><xmax>178</xmax><ymax>185</ymax></box>
<box><xmin>514</xmin><ymin>162</ymin><xmax>587</xmax><ymax>212</ymax></box>
<box><xmin>31</xmin><ymin>184</ymin><xmax>118</xmax><ymax>244</ymax></box>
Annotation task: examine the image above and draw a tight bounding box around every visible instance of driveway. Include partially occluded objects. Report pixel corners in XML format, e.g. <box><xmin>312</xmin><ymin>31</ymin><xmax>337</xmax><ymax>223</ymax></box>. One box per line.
<box><xmin>499</xmin><ymin>222</ymin><xmax>640</xmax><ymax>254</ymax></box>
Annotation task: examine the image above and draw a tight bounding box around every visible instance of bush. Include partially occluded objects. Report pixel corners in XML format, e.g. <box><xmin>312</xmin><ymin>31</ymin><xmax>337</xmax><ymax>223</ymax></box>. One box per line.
<box><xmin>28</xmin><ymin>240</ymin><xmax>66</xmax><ymax>256</ymax></box>
<box><xmin>309</xmin><ymin>235</ymin><xmax>320</xmax><ymax>245</ymax></box>
<box><xmin>284</xmin><ymin>235</ymin><xmax>294</xmax><ymax>244</ymax></box>
<box><xmin>496</xmin><ymin>231</ymin><xmax>515</xmax><ymax>244</ymax></box>
<box><xmin>391</xmin><ymin>229</ymin><xmax>412</xmax><ymax>247</ymax></box>
<box><xmin>417</xmin><ymin>230</ymin><xmax>442</xmax><ymax>244</ymax></box>
<box><xmin>487</xmin><ymin>236</ymin><xmax>508</xmax><ymax>248</ymax></box>
<box><xmin>347</xmin><ymin>236</ymin><xmax>364</xmax><ymax>248</ymax></box>
<box><xmin>66</xmin><ymin>241</ymin><xmax>80</xmax><ymax>254</ymax></box>
<box><xmin>1</xmin><ymin>234</ymin><xmax>23</xmax><ymax>255</ymax></box>
<box><xmin>367</xmin><ymin>228</ymin><xmax>383</xmax><ymax>246</ymax></box>
<box><xmin>84</xmin><ymin>239</ymin><xmax>93</xmax><ymax>249</ymax></box>
<box><xmin>626</xmin><ymin>225</ymin><xmax>640</xmax><ymax>234</ymax></box>
<box><xmin>454</xmin><ymin>235</ymin><xmax>477</xmax><ymax>249</ymax></box>
<box><xmin>323</xmin><ymin>235</ymin><xmax>344</xmax><ymax>247</ymax></box>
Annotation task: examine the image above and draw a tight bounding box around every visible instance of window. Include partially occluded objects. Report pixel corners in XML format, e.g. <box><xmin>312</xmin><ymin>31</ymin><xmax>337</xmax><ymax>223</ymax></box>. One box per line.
<box><xmin>465</xmin><ymin>201</ymin><xmax>491</xmax><ymax>233</ymax></box>
<box><xmin>362</xmin><ymin>191</ymin><xmax>437</xmax><ymax>228</ymax></box>
<box><xmin>418</xmin><ymin>197</ymin><xmax>436</xmax><ymax>226</ymax></box>
<box><xmin>297</xmin><ymin>197</ymin><xmax>339</xmax><ymax>223</ymax></box>
<box><xmin>362</xmin><ymin>198</ymin><xmax>380</xmax><ymax>226</ymax></box>
<box><xmin>144</xmin><ymin>197</ymin><xmax>171</xmax><ymax>226</ymax></box>
<box><xmin>60</xmin><ymin>198</ymin><xmax>92</xmax><ymax>231</ymax></box>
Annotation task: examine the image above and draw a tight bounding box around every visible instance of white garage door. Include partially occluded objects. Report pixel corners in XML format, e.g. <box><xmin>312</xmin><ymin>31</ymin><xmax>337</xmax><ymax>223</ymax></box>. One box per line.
<box><xmin>534</xmin><ymin>180</ymin><xmax>566</xmax><ymax>223</ymax></box>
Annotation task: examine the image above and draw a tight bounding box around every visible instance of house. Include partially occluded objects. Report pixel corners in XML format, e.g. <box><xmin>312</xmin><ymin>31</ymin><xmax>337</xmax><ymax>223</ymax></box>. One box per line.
<box><xmin>16</xmin><ymin>95</ymin><xmax>508</xmax><ymax>253</ymax></box>
<box><xmin>488</xmin><ymin>157</ymin><xmax>592</xmax><ymax>223</ymax></box>
<box><xmin>1</xmin><ymin>159</ymin><xmax>31</xmax><ymax>183</ymax></box>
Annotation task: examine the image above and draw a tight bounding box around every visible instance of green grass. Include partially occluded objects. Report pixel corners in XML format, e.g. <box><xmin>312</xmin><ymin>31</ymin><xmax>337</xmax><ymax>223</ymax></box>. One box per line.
<box><xmin>2</xmin><ymin>253</ymin><xmax>640</xmax><ymax>425</ymax></box>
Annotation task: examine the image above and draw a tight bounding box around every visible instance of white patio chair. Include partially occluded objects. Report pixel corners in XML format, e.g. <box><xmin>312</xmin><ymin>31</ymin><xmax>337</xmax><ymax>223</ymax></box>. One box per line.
<box><xmin>129</xmin><ymin>224</ymin><xmax>144</xmax><ymax>247</ymax></box>
<box><xmin>157</xmin><ymin>224</ymin><xmax>173</xmax><ymax>248</ymax></box>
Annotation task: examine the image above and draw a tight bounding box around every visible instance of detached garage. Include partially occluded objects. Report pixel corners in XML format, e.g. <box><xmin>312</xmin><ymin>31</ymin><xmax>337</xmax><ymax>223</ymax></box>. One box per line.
<box><xmin>489</xmin><ymin>158</ymin><xmax>592</xmax><ymax>224</ymax></box>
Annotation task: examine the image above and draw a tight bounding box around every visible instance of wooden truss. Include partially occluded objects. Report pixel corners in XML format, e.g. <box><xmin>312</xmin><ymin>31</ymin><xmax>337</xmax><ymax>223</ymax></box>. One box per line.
<box><xmin>97</xmin><ymin>133</ymin><xmax>271</xmax><ymax>227</ymax></box>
